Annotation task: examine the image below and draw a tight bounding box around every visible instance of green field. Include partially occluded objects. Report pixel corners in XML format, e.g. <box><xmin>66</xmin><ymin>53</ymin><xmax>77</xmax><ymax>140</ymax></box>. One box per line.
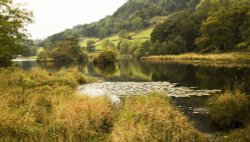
<box><xmin>79</xmin><ymin>27</ymin><xmax>154</xmax><ymax>51</ymax></box>
<box><xmin>78</xmin><ymin>15</ymin><xmax>170</xmax><ymax>51</ymax></box>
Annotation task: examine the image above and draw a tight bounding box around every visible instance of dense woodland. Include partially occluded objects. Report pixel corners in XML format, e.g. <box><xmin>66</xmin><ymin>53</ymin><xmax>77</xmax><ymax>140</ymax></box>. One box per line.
<box><xmin>150</xmin><ymin>0</ymin><xmax>250</xmax><ymax>54</ymax></box>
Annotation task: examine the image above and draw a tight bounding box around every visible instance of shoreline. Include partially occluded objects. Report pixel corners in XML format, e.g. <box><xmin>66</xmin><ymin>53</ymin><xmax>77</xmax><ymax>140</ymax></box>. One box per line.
<box><xmin>141</xmin><ymin>52</ymin><xmax>250</xmax><ymax>67</ymax></box>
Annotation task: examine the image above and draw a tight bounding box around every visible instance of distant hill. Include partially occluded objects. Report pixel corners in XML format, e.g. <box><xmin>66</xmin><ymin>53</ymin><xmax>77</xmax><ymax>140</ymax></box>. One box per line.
<box><xmin>42</xmin><ymin>0</ymin><xmax>199</xmax><ymax>47</ymax></box>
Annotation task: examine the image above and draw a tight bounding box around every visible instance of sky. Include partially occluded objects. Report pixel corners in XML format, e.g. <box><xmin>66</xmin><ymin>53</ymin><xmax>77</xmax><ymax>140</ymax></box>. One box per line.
<box><xmin>16</xmin><ymin>0</ymin><xmax>127</xmax><ymax>39</ymax></box>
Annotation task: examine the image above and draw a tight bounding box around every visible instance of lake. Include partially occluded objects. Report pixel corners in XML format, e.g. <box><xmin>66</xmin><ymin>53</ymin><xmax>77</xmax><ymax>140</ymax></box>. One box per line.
<box><xmin>14</xmin><ymin>59</ymin><xmax>250</xmax><ymax>133</ymax></box>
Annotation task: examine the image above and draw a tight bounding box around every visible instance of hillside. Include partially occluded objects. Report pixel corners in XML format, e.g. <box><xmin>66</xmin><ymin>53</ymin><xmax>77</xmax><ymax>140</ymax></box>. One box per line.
<box><xmin>41</xmin><ymin>0</ymin><xmax>199</xmax><ymax>47</ymax></box>
<box><xmin>37</xmin><ymin>0</ymin><xmax>250</xmax><ymax>63</ymax></box>
<box><xmin>79</xmin><ymin>26</ymin><xmax>154</xmax><ymax>50</ymax></box>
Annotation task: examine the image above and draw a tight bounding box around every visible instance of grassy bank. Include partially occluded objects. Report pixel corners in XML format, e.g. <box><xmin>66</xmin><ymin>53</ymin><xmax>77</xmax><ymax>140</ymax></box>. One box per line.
<box><xmin>1</xmin><ymin>68</ymin><xmax>249</xmax><ymax>141</ymax></box>
<box><xmin>142</xmin><ymin>52</ymin><xmax>250</xmax><ymax>64</ymax></box>
<box><xmin>0</xmin><ymin>68</ymin><xmax>207</xmax><ymax>141</ymax></box>
<box><xmin>0</xmin><ymin>68</ymin><xmax>112</xmax><ymax>141</ymax></box>
<box><xmin>111</xmin><ymin>94</ymin><xmax>207</xmax><ymax>142</ymax></box>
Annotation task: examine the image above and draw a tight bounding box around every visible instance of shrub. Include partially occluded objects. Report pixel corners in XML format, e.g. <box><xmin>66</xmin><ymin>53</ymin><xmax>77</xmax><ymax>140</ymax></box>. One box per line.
<box><xmin>77</xmin><ymin>51</ymin><xmax>89</xmax><ymax>62</ymax></box>
<box><xmin>0</xmin><ymin>53</ymin><xmax>13</xmax><ymax>67</ymax></box>
<box><xmin>36</xmin><ymin>48</ymin><xmax>47</xmax><ymax>61</ymax></box>
<box><xmin>209</xmin><ymin>91</ymin><xmax>250</xmax><ymax>130</ymax></box>
<box><xmin>110</xmin><ymin>93</ymin><xmax>207</xmax><ymax>142</ymax></box>
<box><xmin>218</xmin><ymin>124</ymin><xmax>250</xmax><ymax>142</ymax></box>
<box><xmin>93</xmin><ymin>50</ymin><xmax>117</xmax><ymax>64</ymax></box>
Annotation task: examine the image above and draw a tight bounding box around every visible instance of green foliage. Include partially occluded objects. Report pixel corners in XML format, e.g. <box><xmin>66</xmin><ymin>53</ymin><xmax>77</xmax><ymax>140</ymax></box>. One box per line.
<box><xmin>134</xmin><ymin>40</ymin><xmax>151</xmax><ymax>58</ymax></box>
<box><xmin>151</xmin><ymin>11</ymin><xmax>199</xmax><ymax>55</ymax></box>
<box><xmin>118</xmin><ymin>40</ymin><xmax>130</xmax><ymax>55</ymax></box>
<box><xmin>151</xmin><ymin>0</ymin><xmax>250</xmax><ymax>55</ymax></box>
<box><xmin>151</xmin><ymin>35</ymin><xmax>187</xmax><ymax>55</ymax></box>
<box><xmin>49</xmin><ymin>38</ymin><xmax>88</xmax><ymax>62</ymax></box>
<box><xmin>101</xmin><ymin>39</ymin><xmax>116</xmax><ymax>51</ymax></box>
<box><xmin>0</xmin><ymin>0</ymin><xmax>33</xmax><ymax>66</ymax></box>
<box><xmin>218</xmin><ymin>124</ymin><xmax>250</xmax><ymax>142</ymax></box>
<box><xmin>118</xmin><ymin>30</ymin><xmax>129</xmax><ymax>39</ymax></box>
<box><xmin>86</xmin><ymin>40</ymin><xmax>96</xmax><ymax>53</ymax></box>
<box><xmin>37</xmin><ymin>49</ymin><xmax>47</xmax><ymax>61</ymax></box>
<box><xmin>209</xmin><ymin>91</ymin><xmax>250</xmax><ymax>130</ymax></box>
<box><xmin>93</xmin><ymin>51</ymin><xmax>117</xmax><ymax>64</ymax></box>
<box><xmin>111</xmin><ymin>93</ymin><xmax>207</xmax><ymax>142</ymax></box>
<box><xmin>20</xmin><ymin>40</ymin><xmax>39</xmax><ymax>57</ymax></box>
<box><xmin>41</xmin><ymin>0</ymin><xmax>197</xmax><ymax>46</ymax></box>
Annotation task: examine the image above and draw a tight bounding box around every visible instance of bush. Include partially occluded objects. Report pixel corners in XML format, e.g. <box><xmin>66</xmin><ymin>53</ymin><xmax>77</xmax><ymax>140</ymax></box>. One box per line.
<box><xmin>111</xmin><ymin>93</ymin><xmax>207</xmax><ymax>142</ymax></box>
<box><xmin>77</xmin><ymin>51</ymin><xmax>89</xmax><ymax>62</ymax></box>
<box><xmin>209</xmin><ymin>91</ymin><xmax>250</xmax><ymax>130</ymax></box>
<box><xmin>93</xmin><ymin>50</ymin><xmax>117</xmax><ymax>64</ymax></box>
<box><xmin>218</xmin><ymin>124</ymin><xmax>250</xmax><ymax>142</ymax></box>
<box><xmin>52</xmin><ymin>51</ymin><xmax>75</xmax><ymax>62</ymax></box>
<box><xmin>0</xmin><ymin>53</ymin><xmax>13</xmax><ymax>67</ymax></box>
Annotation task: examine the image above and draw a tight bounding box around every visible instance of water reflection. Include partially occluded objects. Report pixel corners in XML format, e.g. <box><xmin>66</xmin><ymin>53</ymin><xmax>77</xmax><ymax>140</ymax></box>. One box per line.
<box><xmin>15</xmin><ymin>60</ymin><xmax>250</xmax><ymax>93</ymax></box>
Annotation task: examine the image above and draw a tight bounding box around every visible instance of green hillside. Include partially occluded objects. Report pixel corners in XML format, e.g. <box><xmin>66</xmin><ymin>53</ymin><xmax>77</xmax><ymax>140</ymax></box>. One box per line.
<box><xmin>79</xmin><ymin>27</ymin><xmax>154</xmax><ymax>51</ymax></box>
<box><xmin>41</xmin><ymin>0</ymin><xmax>198</xmax><ymax>48</ymax></box>
<box><xmin>78</xmin><ymin>15</ymin><xmax>171</xmax><ymax>52</ymax></box>
<box><xmin>38</xmin><ymin>0</ymin><xmax>250</xmax><ymax>62</ymax></box>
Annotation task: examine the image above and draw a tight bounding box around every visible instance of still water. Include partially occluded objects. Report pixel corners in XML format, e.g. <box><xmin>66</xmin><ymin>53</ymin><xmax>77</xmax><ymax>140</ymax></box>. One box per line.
<box><xmin>16</xmin><ymin>59</ymin><xmax>250</xmax><ymax>93</ymax></box>
<box><xmin>15</xmin><ymin>59</ymin><xmax>250</xmax><ymax>133</ymax></box>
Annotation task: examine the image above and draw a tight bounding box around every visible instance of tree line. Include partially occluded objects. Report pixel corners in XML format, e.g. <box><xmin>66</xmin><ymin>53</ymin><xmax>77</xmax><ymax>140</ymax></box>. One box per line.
<box><xmin>145</xmin><ymin>0</ymin><xmax>250</xmax><ymax>56</ymax></box>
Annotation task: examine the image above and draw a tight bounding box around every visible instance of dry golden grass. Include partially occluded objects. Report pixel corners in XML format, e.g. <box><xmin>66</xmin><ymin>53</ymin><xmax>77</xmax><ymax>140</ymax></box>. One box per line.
<box><xmin>218</xmin><ymin>124</ymin><xmax>250</xmax><ymax>142</ymax></box>
<box><xmin>0</xmin><ymin>67</ymin><xmax>113</xmax><ymax>141</ymax></box>
<box><xmin>0</xmin><ymin>68</ymin><xmax>212</xmax><ymax>141</ymax></box>
<box><xmin>209</xmin><ymin>91</ymin><xmax>250</xmax><ymax>130</ymax></box>
<box><xmin>110</xmin><ymin>93</ymin><xmax>207</xmax><ymax>142</ymax></box>
<box><xmin>142</xmin><ymin>52</ymin><xmax>250</xmax><ymax>63</ymax></box>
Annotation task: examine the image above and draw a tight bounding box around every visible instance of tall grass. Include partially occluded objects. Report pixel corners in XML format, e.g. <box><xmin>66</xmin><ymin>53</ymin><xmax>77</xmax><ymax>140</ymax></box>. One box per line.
<box><xmin>0</xmin><ymin>68</ymin><xmax>209</xmax><ymax>141</ymax></box>
<box><xmin>111</xmin><ymin>93</ymin><xmax>207</xmax><ymax>142</ymax></box>
<box><xmin>209</xmin><ymin>91</ymin><xmax>250</xmax><ymax>130</ymax></box>
<box><xmin>218</xmin><ymin>124</ymin><xmax>250</xmax><ymax>142</ymax></box>
<box><xmin>0</xmin><ymin>67</ymin><xmax>113</xmax><ymax>141</ymax></box>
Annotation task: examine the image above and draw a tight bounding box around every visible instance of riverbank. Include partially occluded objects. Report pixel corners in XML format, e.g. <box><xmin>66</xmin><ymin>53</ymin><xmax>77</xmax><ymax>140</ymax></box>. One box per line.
<box><xmin>0</xmin><ymin>67</ymin><xmax>249</xmax><ymax>141</ymax></box>
<box><xmin>141</xmin><ymin>52</ymin><xmax>250</xmax><ymax>64</ymax></box>
<box><xmin>0</xmin><ymin>67</ymin><xmax>206</xmax><ymax>141</ymax></box>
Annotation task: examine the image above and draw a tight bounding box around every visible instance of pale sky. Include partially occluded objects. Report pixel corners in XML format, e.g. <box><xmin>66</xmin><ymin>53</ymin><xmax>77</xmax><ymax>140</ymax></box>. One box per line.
<box><xmin>16</xmin><ymin>0</ymin><xmax>127</xmax><ymax>39</ymax></box>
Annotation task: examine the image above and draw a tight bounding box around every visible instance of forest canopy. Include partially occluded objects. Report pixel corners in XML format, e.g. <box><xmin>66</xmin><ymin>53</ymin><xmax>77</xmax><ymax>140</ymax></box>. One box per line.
<box><xmin>150</xmin><ymin>0</ymin><xmax>250</xmax><ymax>54</ymax></box>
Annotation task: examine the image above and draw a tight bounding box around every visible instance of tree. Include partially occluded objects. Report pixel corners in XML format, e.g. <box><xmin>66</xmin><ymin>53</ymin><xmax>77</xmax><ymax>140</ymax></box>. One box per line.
<box><xmin>196</xmin><ymin>0</ymin><xmax>250</xmax><ymax>52</ymax></box>
<box><xmin>52</xmin><ymin>37</ymin><xmax>88</xmax><ymax>62</ymax></box>
<box><xmin>20</xmin><ymin>40</ymin><xmax>38</xmax><ymax>56</ymax></box>
<box><xmin>101</xmin><ymin>39</ymin><xmax>116</xmax><ymax>51</ymax></box>
<box><xmin>86</xmin><ymin>40</ymin><xmax>95</xmax><ymax>53</ymax></box>
<box><xmin>151</xmin><ymin>11</ymin><xmax>197</xmax><ymax>54</ymax></box>
<box><xmin>0</xmin><ymin>0</ymin><xmax>33</xmax><ymax>66</ymax></box>
<box><xmin>130</xmin><ymin>17</ymin><xmax>144</xmax><ymax>31</ymax></box>
<box><xmin>118</xmin><ymin>30</ymin><xmax>128</xmax><ymax>39</ymax></box>
<box><xmin>93</xmin><ymin>50</ymin><xmax>117</xmax><ymax>65</ymax></box>
<box><xmin>118</xmin><ymin>40</ymin><xmax>130</xmax><ymax>55</ymax></box>
<box><xmin>134</xmin><ymin>40</ymin><xmax>151</xmax><ymax>58</ymax></box>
